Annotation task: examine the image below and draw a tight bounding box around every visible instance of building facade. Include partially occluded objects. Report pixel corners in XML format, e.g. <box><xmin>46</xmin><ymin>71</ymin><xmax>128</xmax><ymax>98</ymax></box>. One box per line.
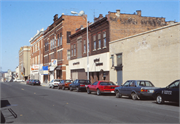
<box><xmin>69</xmin><ymin>9</ymin><xmax>169</xmax><ymax>83</ymax></box>
<box><xmin>29</xmin><ymin>28</ymin><xmax>44</xmax><ymax>83</ymax></box>
<box><xmin>43</xmin><ymin>14</ymin><xmax>87</xmax><ymax>83</ymax></box>
<box><xmin>19</xmin><ymin>46</ymin><xmax>30</xmax><ymax>80</ymax></box>
<box><xmin>109</xmin><ymin>22</ymin><xmax>180</xmax><ymax>87</ymax></box>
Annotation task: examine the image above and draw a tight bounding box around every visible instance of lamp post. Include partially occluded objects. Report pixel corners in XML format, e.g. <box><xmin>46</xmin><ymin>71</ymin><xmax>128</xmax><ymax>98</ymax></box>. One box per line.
<box><xmin>71</xmin><ymin>11</ymin><xmax>89</xmax><ymax>80</ymax></box>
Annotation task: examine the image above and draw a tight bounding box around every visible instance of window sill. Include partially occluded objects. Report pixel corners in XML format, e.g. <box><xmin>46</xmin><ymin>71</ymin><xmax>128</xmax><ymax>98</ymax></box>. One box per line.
<box><xmin>103</xmin><ymin>46</ymin><xmax>107</xmax><ymax>49</ymax></box>
<box><xmin>98</xmin><ymin>48</ymin><xmax>101</xmax><ymax>50</ymax></box>
<box><xmin>93</xmin><ymin>49</ymin><xmax>96</xmax><ymax>51</ymax></box>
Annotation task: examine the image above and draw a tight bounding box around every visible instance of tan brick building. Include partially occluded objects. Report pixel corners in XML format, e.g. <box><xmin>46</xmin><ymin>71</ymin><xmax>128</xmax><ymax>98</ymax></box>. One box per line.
<box><xmin>19</xmin><ymin>46</ymin><xmax>30</xmax><ymax>80</ymax></box>
<box><xmin>110</xmin><ymin>22</ymin><xmax>180</xmax><ymax>87</ymax></box>
<box><xmin>43</xmin><ymin>14</ymin><xmax>87</xmax><ymax>83</ymax></box>
<box><xmin>69</xmin><ymin>9</ymin><xmax>169</xmax><ymax>83</ymax></box>
<box><xmin>29</xmin><ymin>28</ymin><xmax>44</xmax><ymax>82</ymax></box>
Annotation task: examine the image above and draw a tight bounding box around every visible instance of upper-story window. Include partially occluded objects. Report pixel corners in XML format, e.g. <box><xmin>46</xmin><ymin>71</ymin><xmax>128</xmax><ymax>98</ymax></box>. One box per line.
<box><xmin>71</xmin><ymin>45</ymin><xmax>73</xmax><ymax>57</ymax></box>
<box><xmin>103</xmin><ymin>32</ymin><xmax>106</xmax><ymax>48</ymax></box>
<box><xmin>117</xmin><ymin>53</ymin><xmax>122</xmax><ymax>67</ymax></box>
<box><xmin>84</xmin><ymin>40</ymin><xmax>86</xmax><ymax>53</ymax></box>
<box><xmin>93</xmin><ymin>35</ymin><xmax>96</xmax><ymax>50</ymax></box>
<box><xmin>67</xmin><ymin>31</ymin><xmax>71</xmax><ymax>43</ymax></box>
<box><xmin>58</xmin><ymin>34</ymin><xmax>60</xmax><ymax>46</ymax></box>
<box><xmin>67</xmin><ymin>50</ymin><xmax>70</xmax><ymax>60</ymax></box>
<box><xmin>60</xmin><ymin>33</ymin><xmax>62</xmax><ymax>46</ymax></box>
<box><xmin>74</xmin><ymin>44</ymin><xmax>76</xmax><ymax>56</ymax></box>
<box><xmin>98</xmin><ymin>33</ymin><xmax>101</xmax><ymax>49</ymax></box>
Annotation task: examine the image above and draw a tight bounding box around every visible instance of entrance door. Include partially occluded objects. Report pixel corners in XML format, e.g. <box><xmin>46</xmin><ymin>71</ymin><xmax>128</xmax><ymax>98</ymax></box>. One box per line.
<box><xmin>117</xmin><ymin>70</ymin><xmax>123</xmax><ymax>86</ymax></box>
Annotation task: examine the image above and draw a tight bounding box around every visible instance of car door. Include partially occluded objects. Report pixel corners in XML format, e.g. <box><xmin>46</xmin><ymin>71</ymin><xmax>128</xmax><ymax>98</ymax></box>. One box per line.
<box><xmin>90</xmin><ymin>82</ymin><xmax>98</xmax><ymax>92</ymax></box>
<box><xmin>72</xmin><ymin>80</ymin><xmax>77</xmax><ymax>89</ymax></box>
<box><xmin>164</xmin><ymin>80</ymin><xmax>179</xmax><ymax>102</ymax></box>
<box><xmin>120</xmin><ymin>81</ymin><xmax>130</xmax><ymax>95</ymax></box>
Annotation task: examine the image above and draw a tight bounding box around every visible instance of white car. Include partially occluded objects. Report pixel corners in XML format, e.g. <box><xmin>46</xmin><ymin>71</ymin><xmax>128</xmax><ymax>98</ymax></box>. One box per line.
<box><xmin>49</xmin><ymin>79</ymin><xmax>62</xmax><ymax>89</ymax></box>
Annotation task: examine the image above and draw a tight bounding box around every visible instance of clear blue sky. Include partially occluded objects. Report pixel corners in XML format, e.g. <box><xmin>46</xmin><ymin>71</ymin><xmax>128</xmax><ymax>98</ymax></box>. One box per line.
<box><xmin>0</xmin><ymin>0</ymin><xmax>179</xmax><ymax>71</ymax></box>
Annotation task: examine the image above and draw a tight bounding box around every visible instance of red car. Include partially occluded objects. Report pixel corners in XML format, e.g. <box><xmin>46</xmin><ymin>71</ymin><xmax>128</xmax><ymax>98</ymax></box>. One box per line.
<box><xmin>58</xmin><ymin>80</ymin><xmax>73</xmax><ymax>90</ymax></box>
<box><xmin>86</xmin><ymin>81</ymin><xmax>119</xmax><ymax>95</ymax></box>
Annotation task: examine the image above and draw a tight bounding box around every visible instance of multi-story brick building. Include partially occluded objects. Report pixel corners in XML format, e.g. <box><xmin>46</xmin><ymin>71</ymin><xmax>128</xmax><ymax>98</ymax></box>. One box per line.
<box><xmin>19</xmin><ymin>46</ymin><xmax>30</xmax><ymax>80</ymax></box>
<box><xmin>29</xmin><ymin>28</ymin><xmax>44</xmax><ymax>82</ymax></box>
<box><xmin>69</xmin><ymin>9</ymin><xmax>170</xmax><ymax>83</ymax></box>
<box><xmin>43</xmin><ymin>13</ymin><xmax>87</xmax><ymax>82</ymax></box>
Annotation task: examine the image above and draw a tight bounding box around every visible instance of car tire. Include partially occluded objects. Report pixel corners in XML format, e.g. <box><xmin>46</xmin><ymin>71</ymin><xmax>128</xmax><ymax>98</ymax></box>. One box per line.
<box><xmin>131</xmin><ymin>93</ymin><xmax>138</xmax><ymax>100</ymax></box>
<box><xmin>76</xmin><ymin>87</ymin><xmax>80</xmax><ymax>92</ymax></box>
<box><xmin>87</xmin><ymin>88</ymin><xmax>91</xmax><ymax>94</ymax></box>
<box><xmin>70</xmin><ymin>86</ymin><xmax>73</xmax><ymax>91</ymax></box>
<box><xmin>97</xmin><ymin>89</ymin><xmax>101</xmax><ymax>96</ymax></box>
<box><xmin>156</xmin><ymin>94</ymin><xmax>164</xmax><ymax>104</ymax></box>
<box><xmin>62</xmin><ymin>86</ymin><xmax>65</xmax><ymax>90</ymax></box>
<box><xmin>115</xmin><ymin>91</ymin><xmax>121</xmax><ymax>98</ymax></box>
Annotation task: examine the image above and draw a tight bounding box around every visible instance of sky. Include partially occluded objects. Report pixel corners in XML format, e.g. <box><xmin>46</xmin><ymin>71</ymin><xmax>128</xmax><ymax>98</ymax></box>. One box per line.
<box><xmin>0</xmin><ymin>0</ymin><xmax>179</xmax><ymax>72</ymax></box>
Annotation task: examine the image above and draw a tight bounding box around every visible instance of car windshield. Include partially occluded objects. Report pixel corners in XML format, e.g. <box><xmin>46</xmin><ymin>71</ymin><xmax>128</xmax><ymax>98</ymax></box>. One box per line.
<box><xmin>137</xmin><ymin>81</ymin><xmax>154</xmax><ymax>87</ymax></box>
<box><xmin>79</xmin><ymin>80</ymin><xmax>91</xmax><ymax>84</ymax></box>
<box><xmin>54</xmin><ymin>80</ymin><xmax>60</xmax><ymax>82</ymax></box>
<box><xmin>65</xmin><ymin>80</ymin><xmax>72</xmax><ymax>83</ymax></box>
<box><xmin>100</xmin><ymin>82</ymin><xmax>115</xmax><ymax>85</ymax></box>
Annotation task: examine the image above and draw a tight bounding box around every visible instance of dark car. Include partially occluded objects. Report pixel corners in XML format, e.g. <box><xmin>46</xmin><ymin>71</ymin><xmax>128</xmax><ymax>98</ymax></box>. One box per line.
<box><xmin>115</xmin><ymin>80</ymin><xmax>158</xmax><ymax>100</ymax></box>
<box><xmin>58</xmin><ymin>80</ymin><xmax>73</xmax><ymax>90</ymax></box>
<box><xmin>30</xmin><ymin>79</ymin><xmax>41</xmax><ymax>86</ymax></box>
<box><xmin>152</xmin><ymin>80</ymin><xmax>179</xmax><ymax>104</ymax></box>
<box><xmin>69</xmin><ymin>79</ymin><xmax>91</xmax><ymax>92</ymax></box>
<box><xmin>86</xmin><ymin>80</ymin><xmax>119</xmax><ymax>95</ymax></box>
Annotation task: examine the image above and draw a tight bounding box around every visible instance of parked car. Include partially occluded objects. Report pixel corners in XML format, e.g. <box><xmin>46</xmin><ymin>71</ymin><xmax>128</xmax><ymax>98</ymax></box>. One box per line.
<box><xmin>49</xmin><ymin>79</ymin><xmax>62</xmax><ymax>89</ymax></box>
<box><xmin>58</xmin><ymin>80</ymin><xmax>73</xmax><ymax>90</ymax></box>
<box><xmin>152</xmin><ymin>79</ymin><xmax>179</xmax><ymax>104</ymax></box>
<box><xmin>69</xmin><ymin>79</ymin><xmax>91</xmax><ymax>92</ymax></box>
<box><xmin>26</xmin><ymin>79</ymin><xmax>31</xmax><ymax>85</ymax></box>
<box><xmin>86</xmin><ymin>81</ymin><xmax>119</xmax><ymax>95</ymax></box>
<box><xmin>115</xmin><ymin>80</ymin><xmax>157</xmax><ymax>100</ymax></box>
<box><xmin>30</xmin><ymin>79</ymin><xmax>41</xmax><ymax>86</ymax></box>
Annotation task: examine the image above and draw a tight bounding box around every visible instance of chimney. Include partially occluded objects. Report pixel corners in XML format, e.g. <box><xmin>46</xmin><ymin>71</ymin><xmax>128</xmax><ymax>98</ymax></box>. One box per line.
<box><xmin>136</xmin><ymin>10</ymin><xmax>141</xmax><ymax>16</ymax></box>
<box><xmin>53</xmin><ymin>14</ymin><xmax>58</xmax><ymax>22</ymax></box>
<box><xmin>116</xmin><ymin>9</ymin><xmax>120</xmax><ymax>17</ymax></box>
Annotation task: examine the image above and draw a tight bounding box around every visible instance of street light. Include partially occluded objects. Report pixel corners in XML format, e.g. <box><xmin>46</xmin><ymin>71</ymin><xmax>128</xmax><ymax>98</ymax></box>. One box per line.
<box><xmin>71</xmin><ymin>10</ymin><xmax>89</xmax><ymax>80</ymax></box>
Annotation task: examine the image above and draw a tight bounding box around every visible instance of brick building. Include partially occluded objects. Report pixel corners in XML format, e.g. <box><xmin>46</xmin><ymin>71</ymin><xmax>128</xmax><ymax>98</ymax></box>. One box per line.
<box><xmin>19</xmin><ymin>46</ymin><xmax>30</xmax><ymax>80</ymax></box>
<box><xmin>69</xmin><ymin>9</ymin><xmax>170</xmax><ymax>83</ymax></box>
<box><xmin>43</xmin><ymin>14</ymin><xmax>87</xmax><ymax>83</ymax></box>
<box><xmin>29</xmin><ymin>28</ymin><xmax>44</xmax><ymax>82</ymax></box>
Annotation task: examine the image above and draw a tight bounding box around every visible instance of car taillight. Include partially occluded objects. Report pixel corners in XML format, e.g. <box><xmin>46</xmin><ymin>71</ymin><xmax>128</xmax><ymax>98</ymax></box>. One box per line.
<box><xmin>141</xmin><ymin>89</ymin><xmax>148</xmax><ymax>92</ymax></box>
<box><xmin>80</xmin><ymin>84</ymin><xmax>85</xmax><ymax>87</ymax></box>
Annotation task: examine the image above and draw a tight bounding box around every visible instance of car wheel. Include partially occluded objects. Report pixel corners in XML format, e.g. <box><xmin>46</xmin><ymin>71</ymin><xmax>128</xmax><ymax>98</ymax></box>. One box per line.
<box><xmin>76</xmin><ymin>87</ymin><xmax>80</xmax><ymax>92</ymax></box>
<box><xmin>156</xmin><ymin>95</ymin><xmax>164</xmax><ymax>104</ymax></box>
<box><xmin>115</xmin><ymin>90</ymin><xmax>121</xmax><ymax>98</ymax></box>
<box><xmin>70</xmin><ymin>86</ymin><xmax>73</xmax><ymax>91</ymax></box>
<box><xmin>131</xmin><ymin>93</ymin><xmax>138</xmax><ymax>100</ymax></box>
<box><xmin>87</xmin><ymin>88</ymin><xmax>91</xmax><ymax>94</ymax></box>
<box><xmin>97</xmin><ymin>89</ymin><xmax>101</xmax><ymax>96</ymax></box>
<box><xmin>62</xmin><ymin>86</ymin><xmax>65</xmax><ymax>90</ymax></box>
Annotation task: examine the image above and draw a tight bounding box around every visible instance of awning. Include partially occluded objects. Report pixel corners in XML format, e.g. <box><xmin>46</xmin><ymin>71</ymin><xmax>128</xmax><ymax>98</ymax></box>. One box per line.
<box><xmin>55</xmin><ymin>65</ymin><xmax>62</xmax><ymax>70</ymax></box>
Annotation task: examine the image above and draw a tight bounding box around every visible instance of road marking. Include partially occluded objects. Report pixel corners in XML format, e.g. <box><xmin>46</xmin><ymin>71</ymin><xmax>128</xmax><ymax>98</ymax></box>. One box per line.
<box><xmin>21</xmin><ymin>88</ymin><xmax>24</xmax><ymax>90</ymax></box>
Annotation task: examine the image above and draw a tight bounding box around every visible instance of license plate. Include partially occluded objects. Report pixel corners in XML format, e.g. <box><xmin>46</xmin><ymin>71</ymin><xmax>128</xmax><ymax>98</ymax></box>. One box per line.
<box><xmin>149</xmin><ymin>90</ymin><xmax>154</xmax><ymax>93</ymax></box>
<box><xmin>111</xmin><ymin>91</ymin><xmax>115</xmax><ymax>93</ymax></box>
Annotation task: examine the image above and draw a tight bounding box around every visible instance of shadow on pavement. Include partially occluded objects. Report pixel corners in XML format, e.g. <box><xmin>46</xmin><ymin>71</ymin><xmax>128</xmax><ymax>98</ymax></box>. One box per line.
<box><xmin>1</xmin><ymin>100</ymin><xmax>18</xmax><ymax>123</ymax></box>
<box><xmin>152</xmin><ymin>101</ymin><xmax>179</xmax><ymax>107</ymax></box>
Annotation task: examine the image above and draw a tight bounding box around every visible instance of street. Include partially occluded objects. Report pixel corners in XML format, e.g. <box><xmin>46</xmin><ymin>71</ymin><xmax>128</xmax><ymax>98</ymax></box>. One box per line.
<box><xmin>1</xmin><ymin>82</ymin><xmax>179</xmax><ymax>123</ymax></box>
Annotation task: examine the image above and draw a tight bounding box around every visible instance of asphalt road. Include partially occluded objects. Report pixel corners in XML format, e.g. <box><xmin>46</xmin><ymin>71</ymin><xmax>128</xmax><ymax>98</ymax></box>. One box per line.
<box><xmin>1</xmin><ymin>82</ymin><xmax>179</xmax><ymax>123</ymax></box>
